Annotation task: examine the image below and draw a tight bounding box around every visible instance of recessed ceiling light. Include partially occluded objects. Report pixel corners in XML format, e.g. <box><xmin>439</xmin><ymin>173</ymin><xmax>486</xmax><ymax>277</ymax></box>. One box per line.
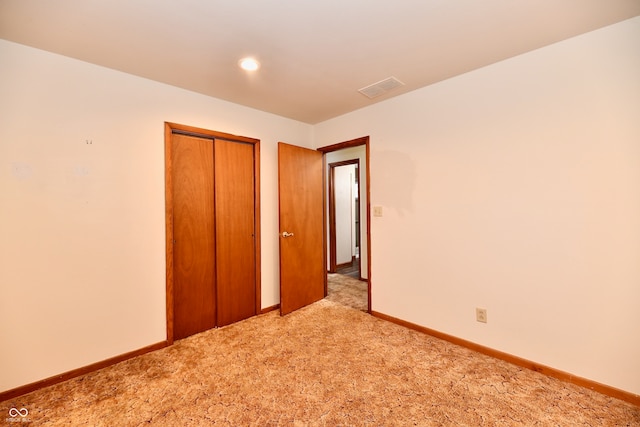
<box><xmin>239</xmin><ymin>57</ymin><xmax>260</xmax><ymax>71</ymax></box>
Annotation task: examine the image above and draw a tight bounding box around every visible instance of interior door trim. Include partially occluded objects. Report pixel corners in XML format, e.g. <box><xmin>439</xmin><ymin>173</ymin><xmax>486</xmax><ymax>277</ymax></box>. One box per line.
<box><xmin>317</xmin><ymin>136</ymin><xmax>371</xmax><ymax>312</ymax></box>
<box><xmin>328</xmin><ymin>159</ymin><xmax>360</xmax><ymax>275</ymax></box>
<box><xmin>164</xmin><ymin>122</ymin><xmax>261</xmax><ymax>344</ymax></box>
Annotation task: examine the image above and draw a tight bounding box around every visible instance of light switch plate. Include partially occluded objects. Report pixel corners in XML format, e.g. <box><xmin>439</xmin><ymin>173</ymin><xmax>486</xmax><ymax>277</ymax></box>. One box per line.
<box><xmin>373</xmin><ymin>206</ymin><xmax>383</xmax><ymax>217</ymax></box>
<box><xmin>476</xmin><ymin>308</ymin><xmax>487</xmax><ymax>323</ymax></box>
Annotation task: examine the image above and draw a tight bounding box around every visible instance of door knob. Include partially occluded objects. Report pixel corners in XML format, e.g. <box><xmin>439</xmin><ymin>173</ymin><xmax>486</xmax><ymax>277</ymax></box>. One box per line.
<box><xmin>281</xmin><ymin>231</ymin><xmax>294</xmax><ymax>237</ymax></box>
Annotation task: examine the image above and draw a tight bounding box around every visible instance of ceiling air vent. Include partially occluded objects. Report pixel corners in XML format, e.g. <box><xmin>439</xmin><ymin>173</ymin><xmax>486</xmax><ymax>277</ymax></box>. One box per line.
<box><xmin>358</xmin><ymin>76</ymin><xmax>405</xmax><ymax>99</ymax></box>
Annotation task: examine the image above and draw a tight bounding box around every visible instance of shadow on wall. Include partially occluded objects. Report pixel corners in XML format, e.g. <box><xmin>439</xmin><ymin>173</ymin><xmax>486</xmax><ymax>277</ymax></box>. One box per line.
<box><xmin>373</xmin><ymin>150</ymin><xmax>416</xmax><ymax>216</ymax></box>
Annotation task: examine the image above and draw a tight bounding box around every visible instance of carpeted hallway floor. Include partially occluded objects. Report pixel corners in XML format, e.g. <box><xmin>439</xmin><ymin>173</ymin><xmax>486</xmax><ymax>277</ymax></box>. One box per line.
<box><xmin>2</xmin><ymin>299</ymin><xmax>638</xmax><ymax>426</ymax></box>
<box><xmin>326</xmin><ymin>273</ymin><xmax>368</xmax><ymax>312</ymax></box>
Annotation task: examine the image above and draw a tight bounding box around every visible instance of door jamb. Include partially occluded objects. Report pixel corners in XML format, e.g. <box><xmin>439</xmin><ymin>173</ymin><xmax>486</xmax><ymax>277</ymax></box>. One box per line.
<box><xmin>317</xmin><ymin>136</ymin><xmax>371</xmax><ymax>313</ymax></box>
<box><xmin>328</xmin><ymin>159</ymin><xmax>361</xmax><ymax>276</ymax></box>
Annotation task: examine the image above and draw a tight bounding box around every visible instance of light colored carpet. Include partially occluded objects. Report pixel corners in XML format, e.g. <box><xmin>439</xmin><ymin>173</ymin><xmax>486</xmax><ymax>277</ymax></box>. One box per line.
<box><xmin>326</xmin><ymin>273</ymin><xmax>368</xmax><ymax>312</ymax></box>
<box><xmin>2</xmin><ymin>300</ymin><xmax>638</xmax><ymax>426</ymax></box>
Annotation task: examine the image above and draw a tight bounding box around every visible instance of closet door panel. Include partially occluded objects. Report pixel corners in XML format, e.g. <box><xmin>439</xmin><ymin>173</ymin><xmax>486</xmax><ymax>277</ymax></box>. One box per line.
<box><xmin>172</xmin><ymin>134</ymin><xmax>216</xmax><ymax>339</ymax></box>
<box><xmin>214</xmin><ymin>139</ymin><xmax>256</xmax><ymax>326</ymax></box>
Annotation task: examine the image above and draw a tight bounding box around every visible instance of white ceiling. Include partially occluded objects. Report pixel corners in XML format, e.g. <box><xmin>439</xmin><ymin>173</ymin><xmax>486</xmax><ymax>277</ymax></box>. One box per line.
<box><xmin>1</xmin><ymin>1</ymin><xmax>639</xmax><ymax>124</ymax></box>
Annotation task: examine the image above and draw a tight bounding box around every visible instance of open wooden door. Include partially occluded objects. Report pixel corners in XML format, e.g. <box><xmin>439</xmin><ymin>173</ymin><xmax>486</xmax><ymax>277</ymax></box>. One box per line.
<box><xmin>278</xmin><ymin>142</ymin><xmax>326</xmax><ymax>315</ymax></box>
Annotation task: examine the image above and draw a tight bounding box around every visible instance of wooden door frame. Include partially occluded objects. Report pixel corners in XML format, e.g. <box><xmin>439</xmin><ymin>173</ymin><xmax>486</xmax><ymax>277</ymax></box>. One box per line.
<box><xmin>328</xmin><ymin>159</ymin><xmax>360</xmax><ymax>276</ymax></box>
<box><xmin>164</xmin><ymin>122</ymin><xmax>261</xmax><ymax>344</ymax></box>
<box><xmin>317</xmin><ymin>136</ymin><xmax>371</xmax><ymax>312</ymax></box>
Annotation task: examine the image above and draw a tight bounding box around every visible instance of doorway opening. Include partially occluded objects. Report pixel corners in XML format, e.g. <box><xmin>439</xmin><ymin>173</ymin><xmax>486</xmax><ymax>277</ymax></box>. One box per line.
<box><xmin>318</xmin><ymin>137</ymin><xmax>370</xmax><ymax>313</ymax></box>
<box><xmin>329</xmin><ymin>160</ymin><xmax>361</xmax><ymax>279</ymax></box>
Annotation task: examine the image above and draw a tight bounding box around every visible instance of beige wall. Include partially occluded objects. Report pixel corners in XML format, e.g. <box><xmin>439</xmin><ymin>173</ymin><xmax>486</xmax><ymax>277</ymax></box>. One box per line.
<box><xmin>315</xmin><ymin>17</ymin><xmax>640</xmax><ymax>395</ymax></box>
<box><xmin>2</xmin><ymin>16</ymin><xmax>639</xmax><ymax>396</ymax></box>
<box><xmin>0</xmin><ymin>39</ymin><xmax>313</xmax><ymax>392</ymax></box>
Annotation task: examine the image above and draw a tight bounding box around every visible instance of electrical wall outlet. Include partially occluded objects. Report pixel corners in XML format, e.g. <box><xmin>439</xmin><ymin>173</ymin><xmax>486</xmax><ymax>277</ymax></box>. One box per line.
<box><xmin>373</xmin><ymin>206</ymin><xmax>383</xmax><ymax>217</ymax></box>
<box><xmin>476</xmin><ymin>308</ymin><xmax>487</xmax><ymax>323</ymax></box>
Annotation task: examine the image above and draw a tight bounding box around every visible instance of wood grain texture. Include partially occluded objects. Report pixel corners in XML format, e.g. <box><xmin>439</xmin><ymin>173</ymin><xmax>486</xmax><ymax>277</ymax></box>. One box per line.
<box><xmin>166</xmin><ymin>122</ymin><xmax>261</xmax><ymax>337</ymax></box>
<box><xmin>278</xmin><ymin>142</ymin><xmax>326</xmax><ymax>315</ymax></box>
<box><xmin>214</xmin><ymin>139</ymin><xmax>257</xmax><ymax>326</ymax></box>
<box><xmin>172</xmin><ymin>133</ymin><xmax>216</xmax><ymax>339</ymax></box>
<box><xmin>165</xmin><ymin>122</ymin><xmax>258</xmax><ymax>144</ymax></box>
<box><xmin>164</xmin><ymin>123</ymin><xmax>175</xmax><ymax>344</ymax></box>
<box><xmin>252</xmin><ymin>141</ymin><xmax>262</xmax><ymax>315</ymax></box>
<box><xmin>328</xmin><ymin>165</ymin><xmax>336</xmax><ymax>273</ymax></box>
<box><xmin>316</xmin><ymin>136</ymin><xmax>369</xmax><ymax>153</ymax></box>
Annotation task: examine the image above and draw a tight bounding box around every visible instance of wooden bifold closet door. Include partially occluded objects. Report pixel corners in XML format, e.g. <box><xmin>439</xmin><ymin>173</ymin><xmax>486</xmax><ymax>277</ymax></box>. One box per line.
<box><xmin>172</xmin><ymin>133</ymin><xmax>216</xmax><ymax>339</ymax></box>
<box><xmin>171</xmin><ymin>134</ymin><xmax>216</xmax><ymax>339</ymax></box>
<box><xmin>214</xmin><ymin>139</ymin><xmax>256</xmax><ymax>326</ymax></box>
<box><xmin>167</xmin><ymin>124</ymin><xmax>258</xmax><ymax>341</ymax></box>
